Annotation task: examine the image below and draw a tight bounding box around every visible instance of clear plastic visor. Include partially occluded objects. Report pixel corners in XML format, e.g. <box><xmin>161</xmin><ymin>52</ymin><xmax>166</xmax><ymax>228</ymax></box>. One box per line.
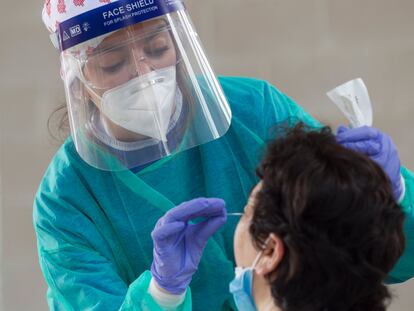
<box><xmin>68</xmin><ymin>20</ymin><xmax>180</xmax><ymax>90</ymax></box>
<box><xmin>61</xmin><ymin>12</ymin><xmax>232</xmax><ymax>171</ymax></box>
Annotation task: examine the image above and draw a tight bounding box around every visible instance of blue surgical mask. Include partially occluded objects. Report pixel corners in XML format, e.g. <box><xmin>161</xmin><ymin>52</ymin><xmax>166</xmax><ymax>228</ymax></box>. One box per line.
<box><xmin>229</xmin><ymin>250</ymin><xmax>264</xmax><ymax>311</ymax></box>
<box><xmin>229</xmin><ymin>266</ymin><xmax>257</xmax><ymax>311</ymax></box>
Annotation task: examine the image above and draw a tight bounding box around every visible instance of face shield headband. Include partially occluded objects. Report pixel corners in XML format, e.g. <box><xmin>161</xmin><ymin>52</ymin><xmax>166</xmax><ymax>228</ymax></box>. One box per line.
<box><xmin>50</xmin><ymin>0</ymin><xmax>185</xmax><ymax>53</ymax></box>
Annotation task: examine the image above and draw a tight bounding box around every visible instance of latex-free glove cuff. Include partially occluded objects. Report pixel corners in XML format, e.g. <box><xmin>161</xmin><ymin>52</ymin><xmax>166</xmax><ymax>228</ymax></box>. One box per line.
<box><xmin>150</xmin><ymin>261</ymin><xmax>190</xmax><ymax>295</ymax></box>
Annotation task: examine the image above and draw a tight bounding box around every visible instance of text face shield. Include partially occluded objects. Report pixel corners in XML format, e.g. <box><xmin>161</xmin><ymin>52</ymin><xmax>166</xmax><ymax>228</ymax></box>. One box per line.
<box><xmin>59</xmin><ymin>1</ymin><xmax>231</xmax><ymax>171</ymax></box>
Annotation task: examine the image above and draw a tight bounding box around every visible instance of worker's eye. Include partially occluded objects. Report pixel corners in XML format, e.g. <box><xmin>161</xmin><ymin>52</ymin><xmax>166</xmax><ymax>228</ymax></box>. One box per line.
<box><xmin>90</xmin><ymin>47</ymin><xmax>129</xmax><ymax>74</ymax></box>
<box><xmin>145</xmin><ymin>33</ymin><xmax>173</xmax><ymax>59</ymax></box>
<box><xmin>101</xmin><ymin>58</ymin><xmax>127</xmax><ymax>74</ymax></box>
<box><xmin>146</xmin><ymin>46</ymin><xmax>170</xmax><ymax>58</ymax></box>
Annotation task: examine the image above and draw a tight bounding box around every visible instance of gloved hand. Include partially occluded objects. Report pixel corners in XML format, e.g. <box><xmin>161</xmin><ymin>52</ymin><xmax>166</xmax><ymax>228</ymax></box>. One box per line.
<box><xmin>151</xmin><ymin>198</ymin><xmax>227</xmax><ymax>295</ymax></box>
<box><xmin>336</xmin><ymin>125</ymin><xmax>404</xmax><ymax>201</ymax></box>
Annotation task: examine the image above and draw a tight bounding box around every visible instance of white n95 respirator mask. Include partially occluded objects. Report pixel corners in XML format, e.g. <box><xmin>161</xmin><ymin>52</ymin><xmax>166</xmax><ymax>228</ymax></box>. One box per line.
<box><xmin>93</xmin><ymin>66</ymin><xmax>178</xmax><ymax>142</ymax></box>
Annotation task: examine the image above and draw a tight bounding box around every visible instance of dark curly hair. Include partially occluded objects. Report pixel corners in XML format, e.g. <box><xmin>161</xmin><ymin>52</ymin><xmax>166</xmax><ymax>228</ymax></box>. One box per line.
<box><xmin>250</xmin><ymin>123</ymin><xmax>405</xmax><ymax>311</ymax></box>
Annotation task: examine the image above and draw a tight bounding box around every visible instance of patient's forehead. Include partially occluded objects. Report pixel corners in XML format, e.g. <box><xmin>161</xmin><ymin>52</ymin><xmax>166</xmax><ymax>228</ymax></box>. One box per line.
<box><xmin>245</xmin><ymin>182</ymin><xmax>262</xmax><ymax>214</ymax></box>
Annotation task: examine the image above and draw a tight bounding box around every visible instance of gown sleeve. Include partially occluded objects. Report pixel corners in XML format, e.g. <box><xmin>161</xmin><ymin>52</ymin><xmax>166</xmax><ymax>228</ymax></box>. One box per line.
<box><xmin>387</xmin><ymin>167</ymin><xmax>414</xmax><ymax>283</ymax></box>
<box><xmin>34</xmin><ymin>167</ymin><xmax>192</xmax><ymax>311</ymax></box>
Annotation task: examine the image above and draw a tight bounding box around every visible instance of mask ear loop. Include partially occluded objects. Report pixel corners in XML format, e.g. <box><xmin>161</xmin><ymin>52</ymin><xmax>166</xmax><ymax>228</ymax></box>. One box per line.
<box><xmin>64</xmin><ymin>54</ymin><xmax>105</xmax><ymax>111</ymax></box>
<box><xmin>251</xmin><ymin>236</ymin><xmax>272</xmax><ymax>270</ymax></box>
<box><xmin>83</xmin><ymin>82</ymin><xmax>104</xmax><ymax>111</ymax></box>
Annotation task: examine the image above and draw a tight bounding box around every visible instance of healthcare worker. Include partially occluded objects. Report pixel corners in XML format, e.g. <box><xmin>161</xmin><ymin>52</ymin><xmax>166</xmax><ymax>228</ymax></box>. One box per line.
<box><xmin>34</xmin><ymin>0</ymin><xmax>414</xmax><ymax>310</ymax></box>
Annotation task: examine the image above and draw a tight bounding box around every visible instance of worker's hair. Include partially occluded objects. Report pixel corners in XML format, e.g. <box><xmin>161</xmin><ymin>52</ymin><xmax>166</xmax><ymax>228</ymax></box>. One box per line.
<box><xmin>250</xmin><ymin>123</ymin><xmax>405</xmax><ymax>311</ymax></box>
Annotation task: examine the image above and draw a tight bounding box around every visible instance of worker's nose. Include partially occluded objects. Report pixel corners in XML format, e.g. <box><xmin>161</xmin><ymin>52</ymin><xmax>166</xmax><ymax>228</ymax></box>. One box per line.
<box><xmin>131</xmin><ymin>48</ymin><xmax>153</xmax><ymax>77</ymax></box>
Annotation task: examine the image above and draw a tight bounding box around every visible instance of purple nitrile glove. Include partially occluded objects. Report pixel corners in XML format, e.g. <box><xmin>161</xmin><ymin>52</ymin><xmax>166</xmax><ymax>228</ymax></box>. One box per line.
<box><xmin>151</xmin><ymin>198</ymin><xmax>227</xmax><ymax>295</ymax></box>
<box><xmin>336</xmin><ymin>125</ymin><xmax>404</xmax><ymax>201</ymax></box>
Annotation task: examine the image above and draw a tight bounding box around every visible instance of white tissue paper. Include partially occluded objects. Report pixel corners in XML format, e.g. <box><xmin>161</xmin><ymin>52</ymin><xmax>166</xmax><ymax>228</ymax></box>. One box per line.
<box><xmin>326</xmin><ymin>78</ymin><xmax>373</xmax><ymax>128</ymax></box>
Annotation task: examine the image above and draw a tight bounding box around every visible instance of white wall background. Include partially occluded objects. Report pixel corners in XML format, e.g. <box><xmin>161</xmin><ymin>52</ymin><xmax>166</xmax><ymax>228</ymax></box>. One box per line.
<box><xmin>1</xmin><ymin>0</ymin><xmax>413</xmax><ymax>310</ymax></box>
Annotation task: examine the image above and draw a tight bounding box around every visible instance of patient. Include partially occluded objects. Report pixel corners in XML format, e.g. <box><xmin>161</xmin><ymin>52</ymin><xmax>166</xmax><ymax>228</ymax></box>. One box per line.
<box><xmin>231</xmin><ymin>123</ymin><xmax>405</xmax><ymax>311</ymax></box>
<box><xmin>150</xmin><ymin>123</ymin><xmax>405</xmax><ymax>311</ymax></box>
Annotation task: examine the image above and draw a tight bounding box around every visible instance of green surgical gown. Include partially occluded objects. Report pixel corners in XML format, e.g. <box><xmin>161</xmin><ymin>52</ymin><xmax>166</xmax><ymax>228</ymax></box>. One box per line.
<box><xmin>33</xmin><ymin>77</ymin><xmax>414</xmax><ymax>310</ymax></box>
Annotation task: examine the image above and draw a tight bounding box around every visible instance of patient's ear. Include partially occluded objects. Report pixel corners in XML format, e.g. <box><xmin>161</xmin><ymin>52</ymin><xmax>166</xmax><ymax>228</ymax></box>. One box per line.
<box><xmin>255</xmin><ymin>233</ymin><xmax>284</xmax><ymax>276</ymax></box>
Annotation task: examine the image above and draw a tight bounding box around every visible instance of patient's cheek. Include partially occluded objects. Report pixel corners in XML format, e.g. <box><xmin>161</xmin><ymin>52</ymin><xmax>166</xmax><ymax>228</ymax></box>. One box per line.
<box><xmin>234</xmin><ymin>217</ymin><xmax>257</xmax><ymax>267</ymax></box>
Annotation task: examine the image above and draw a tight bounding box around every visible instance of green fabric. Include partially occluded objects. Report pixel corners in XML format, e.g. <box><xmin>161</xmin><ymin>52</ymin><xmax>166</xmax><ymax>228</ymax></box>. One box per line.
<box><xmin>33</xmin><ymin>76</ymin><xmax>414</xmax><ymax>311</ymax></box>
<box><xmin>386</xmin><ymin>167</ymin><xmax>414</xmax><ymax>283</ymax></box>
<box><xmin>121</xmin><ymin>270</ymin><xmax>192</xmax><ymax>310</ymax></box>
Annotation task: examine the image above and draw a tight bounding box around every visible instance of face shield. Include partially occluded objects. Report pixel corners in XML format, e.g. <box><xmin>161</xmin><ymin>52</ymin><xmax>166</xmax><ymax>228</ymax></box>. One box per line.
<box><xmin>51</xmin><ymin>0</ymin><xmax>231</xmax><ymax>170</ymax></box>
